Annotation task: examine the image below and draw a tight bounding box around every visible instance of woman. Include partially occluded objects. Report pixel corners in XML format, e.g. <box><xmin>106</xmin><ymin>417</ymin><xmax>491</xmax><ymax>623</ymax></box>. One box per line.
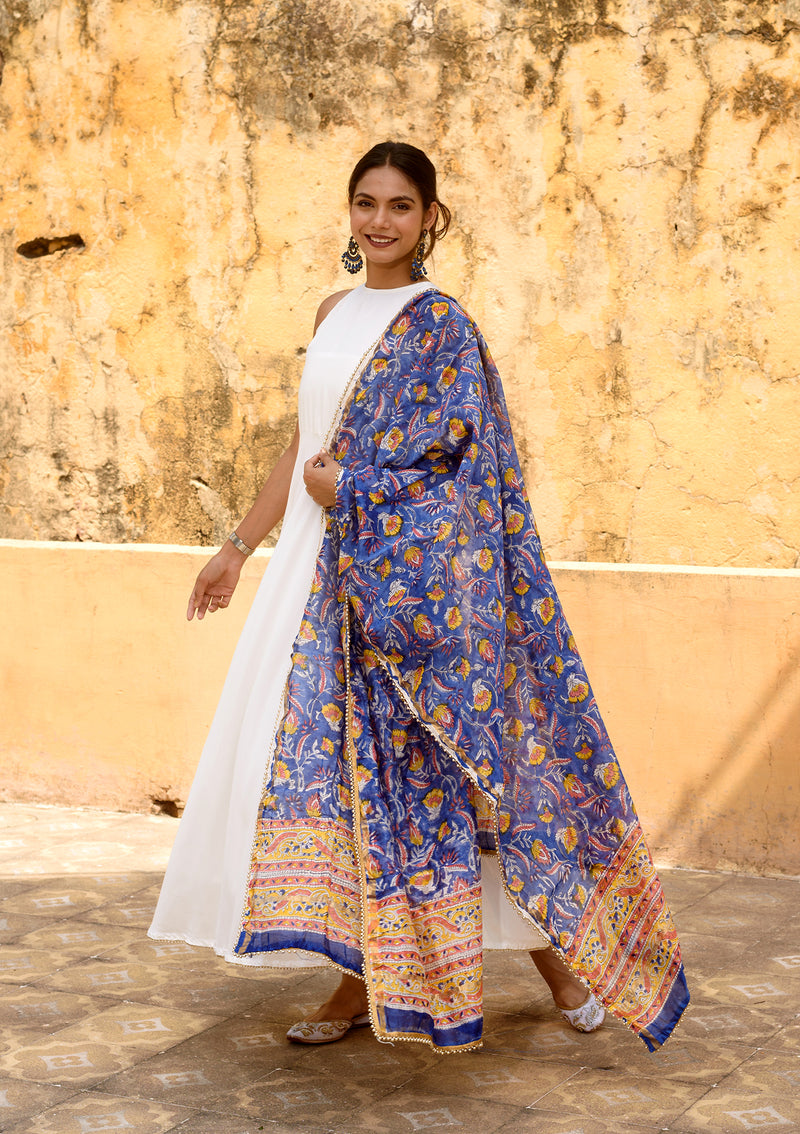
<box><xmin>150</xmin><ymin>142</ymin><xmax>688</xmax><ymax>1053</ymax></box>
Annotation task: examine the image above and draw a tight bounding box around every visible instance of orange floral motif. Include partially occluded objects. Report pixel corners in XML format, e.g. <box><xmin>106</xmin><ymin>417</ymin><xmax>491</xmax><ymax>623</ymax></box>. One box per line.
<box><xmin>477</xmin><ymin>499</ymin><xmax>493</xmax><ymax>521</ymax></box>
<box><xmin>337</xmin><ymin>784</ymin><xmax>351</xmax><ymax>810</ymax></box>
<box><xmin>513</xmin><ymin>578</ymin><xmax>530</xmax><ymax>595</ymax></box>
<box><xmin>431</xmin><ymin>301</ymin><xmax>449</xmax><ymax>318</ymax></box>
<box><xmin>599</xmin><ymin>762</ymin><xmax>621</xmax><ymax>788</ymax></box>
<box><xmin>409</xmin><ymin>747</ymin><xmax>424</xmax><ymax>771</ymax></box>
<box><xmin>392</xmin><ymin>313</ymin><xmax>411</xmax><ymax>334</ymax></box>
<box><xmin>532</xmin><ymin>894</ymin><xmax>548</xmax><ymax>920</ymax></box>
<box><xmin>407</xmin><ymin>480</ymin><xmax>425</xmax><ymax>498</ymax></box>
<box><xmin>372</xmin><ymin>358</ymin><xmax>387</xmax><ymax>372</ymax></box>
<box><xmin>509</xmin><ymin>875</ymin><xmax>524</xmax><ymax>892</ymax></box>
<box><xmin>498</xmin><ymin>811</ymin><xmax>511</xmax><ymax>833</ymax></box>
<box><xmin>384</xmin><ymin>426</ymin><xmax>404</xmax><ymax>452</ymax></box>
<box><xmin>539</xmin><ymin>806</ymin><xmax>554</xmax><ymax>823</ymax></box>
<box><xmin>567</xmin><ymin>674</ymin><xmax>589</xmax><ymax>703</ymax></box>
<box><xmin>435</xmin><ymin>521</ymin><xmax>453</xmax><ymax>541</ymax></box>
<box><xmin>529</xmin><ymin>697</ymin><xmax>547</xmax><ymax>723</ymax></box>
<box><xmin>549</xmin><ymin>656</ymin><xmax>564</xmax><ymax>676</ymax></box>
<box><xmin>355</xmin><ymin>764</ymin><xmax>372</xmax><ymax>787</ymax></box>
<box><xmin>404</xmin><ymin>546</ymin><xmax>424</xmax><ymax>568</ymax></box>
<box><xmin>504</xmin><ymin>467</ymin><xmax>520</xmax><ymax>489</ymax></box>
<box><xmin>379</xmin><ymin>558</ymin><xmax>392</xmax><ymax>580</ymax></box>
<box><xmin>338</xmin><ymin>554</ymin><xmax>354</xmax><ymax>574</ymax></box>
<box><xmin>409</xmin><ymin>868</ymin><xmax>435</xmax><ymax>891</ymax></box>
<box><xmin>448</xmin><ymin>417</ymin><xmax>467</xmax><ymax>440</ymax></box>
<box><xmin>438</xmin><ymin>821</ymin><xmax>451</xmax><ymax>840</ymax></box>
<box><xmin>506</xmin><ymin>510</ymin><xmax>525</xmax><ymax>534</ymax></box>
<box><xmin>476</xmin><ymin>547</ymin><xmax>494</xmax><ymax>572</ymax></box>
<box><xmin>414</xmin><ymin>384</ymin><xmax>428</xmax><ymax>401</ymax></box>
<box><xmin>273</xmin><ymin>760</ymin><xmax>290</xmax><ymax>781</ymax></box>
<box><xmin>321</xmin><ymin>737</ymin><xmax>335</xmax><ymax>755</ymax></box>
<box><xmin>531</xmin><ymin>839</ymin><xmax>550</xmax><ymax>865</ymax></box>
<box><xmin>457</xmin><ymin>658</ymin><xmax>471</xmax><ymax>678</ymax></box>
<box><xmin>305</xmin><ymin>794</ymin><xmax>321</xmax><ymax>817</ymax></box>
<box><xmin>427</xmin><ymin>583</ymin><xmax>446</xmax><ymax>601</ymax></box>
<box><xmin>369</xmin><ymin>489</ymin><xmax>385</xmax><ymax>504</ymax></box>
<box><xmin>384</xmin><ymin>514</ymin><xmax>402</xmax><ymax>535</ymax></box>
<box><xmin>577</xmin><ymin>743</ymin><xmax>593</xmax><ymax>761</ymax></box>
<box><xmin>283</xmin><ymin>711</ymin><xmax>299</xmax><ymax>736</ymax></box>
<box><xmin>504</xmin><ymin>662</ymin><xmax>517</xmax><ymax>688</ymax></box>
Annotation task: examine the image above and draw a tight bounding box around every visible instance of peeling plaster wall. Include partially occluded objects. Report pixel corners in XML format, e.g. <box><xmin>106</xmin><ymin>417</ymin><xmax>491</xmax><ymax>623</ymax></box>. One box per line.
<box><xmin>1</xmin><ymin>1</ymin><xmax>799</xmax><ymax>563</ymax></box>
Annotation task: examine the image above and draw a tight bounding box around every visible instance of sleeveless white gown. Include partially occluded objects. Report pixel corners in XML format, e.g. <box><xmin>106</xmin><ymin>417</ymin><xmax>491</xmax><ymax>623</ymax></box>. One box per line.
<box><xmin>149</xmin><ymin>282</ymin><xmax>543</xmax><ymax>964</ymax></box>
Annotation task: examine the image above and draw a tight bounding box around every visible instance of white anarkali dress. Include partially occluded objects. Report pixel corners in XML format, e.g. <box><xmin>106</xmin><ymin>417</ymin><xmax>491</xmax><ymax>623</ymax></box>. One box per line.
<box><xmin>149</xmin><ymin>282</ymin><xmax>543</xmax><ymax>964</ymax></box>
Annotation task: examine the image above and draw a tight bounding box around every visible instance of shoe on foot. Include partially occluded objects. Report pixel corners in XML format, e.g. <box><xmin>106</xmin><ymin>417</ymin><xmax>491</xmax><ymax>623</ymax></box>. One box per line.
<box><xmin>286</xmin><ymin>1011</ymin><xmax>370</xmax><ymax>1045</ymax></box>
<box><xmin>559</xmin><ymin>992</ymin><xmax>605</xmax><ymax>1033</ymax></box>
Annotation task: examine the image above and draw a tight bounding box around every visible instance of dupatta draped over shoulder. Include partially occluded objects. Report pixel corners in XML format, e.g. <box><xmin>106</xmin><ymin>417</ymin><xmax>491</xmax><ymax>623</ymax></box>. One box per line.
<box><xmin>236</xmin><ymin>289</ymin><xmax>689</xmax><ymax>1052</ymax></box>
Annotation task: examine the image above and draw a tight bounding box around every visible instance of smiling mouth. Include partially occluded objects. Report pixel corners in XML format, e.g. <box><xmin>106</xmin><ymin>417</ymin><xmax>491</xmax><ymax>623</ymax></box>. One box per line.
<box><xmin>365</xmin><ymin>235</ymin><xmax>397</xmax><ymax>246</ymax></box>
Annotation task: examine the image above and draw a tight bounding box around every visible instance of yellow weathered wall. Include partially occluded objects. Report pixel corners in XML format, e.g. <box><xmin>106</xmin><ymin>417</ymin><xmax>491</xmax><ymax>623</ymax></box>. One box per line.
<box><xmin>1</xmin><ymin>542</ymin><xmax>798</xmax><ymax>875</ymax></box>
<box><xmin>1</xmin><ymin>1</ymin><xmax>799</xmax><ymax>564</ymax></box>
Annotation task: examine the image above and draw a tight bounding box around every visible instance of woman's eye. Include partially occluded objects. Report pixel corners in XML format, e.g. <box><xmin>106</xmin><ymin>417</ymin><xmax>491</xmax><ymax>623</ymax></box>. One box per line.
<box><xmin>394</xmin><ymin>203</ymin><xmax>410</xmax><ymax>211</ymax></box>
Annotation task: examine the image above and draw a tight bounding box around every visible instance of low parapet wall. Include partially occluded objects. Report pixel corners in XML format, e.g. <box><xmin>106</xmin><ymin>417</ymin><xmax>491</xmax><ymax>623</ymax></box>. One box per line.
<box><xmin>2</xmin><ymin>540</ymin><xmax>798</xmax><ymax>875</ymax></box>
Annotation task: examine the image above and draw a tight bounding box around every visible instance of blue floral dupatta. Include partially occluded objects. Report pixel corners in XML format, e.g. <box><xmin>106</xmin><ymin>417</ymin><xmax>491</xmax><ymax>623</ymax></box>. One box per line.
<box><xmin>236</xmin><ymin>290</ymin><xmax>689</xmax><ymax>1052</ymax></box>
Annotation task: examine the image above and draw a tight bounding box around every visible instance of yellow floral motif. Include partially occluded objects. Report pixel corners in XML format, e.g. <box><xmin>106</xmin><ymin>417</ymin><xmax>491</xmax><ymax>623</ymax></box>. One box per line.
<box><xmin>549</xmin><ymin>656</ymin><xmax>564</xmax><ymax>676</ymax></box>
<box><xmin>366</xmin><ymin>855</ymin><xmax>382</xmax><ymax>878</ymax></box>
<box><xmin>305</xmin><ymin>795</ymin><xmax>321</xmax><ymax>817</ymax></box>
<box><xmin>504</xmin><ymin>662</ymin><xmax>517</xmax><ymax>688</ymax></box>
<box><xmin>409</xmin><ymin>868</ymin><xmax>434</xmax><ymax>890</ymax></box>
<box><xmin>573</xmin><ymin>884</ymin><xmax>587</xmax><ymax>905</ymax></box>
<box><xmin>384</xmin><ymin>514</ymin><xmax>402</xmax><ymax>535</ymax></box>
<box><xmin>423</xmin><ymin>788</ymin><xmax>444</xmax><ymax>812</ymax></box>
<box><xmin>564</xmin><ymin>774</ymin><xmax>585</xmax><ymax>798</ymax></box>
<box><xmin>404</xmin><ymin>546</ymin><xmax>423</xmax><ymax>568</ymax></box>
<box><xmin>373</xmin><ymin>358</ymin><xmax>387</xmax><ymax>372</ymax></box>
<box><xmin>413</xmin><ymin>612</ymin><xmax>436</xmax><ymax>638</ymax></box>
<box><xmin>384</xmin><ymin>426</ymin><xmax>404</xmax><ymax>452</ymax></box>
<box><xmin>321</xmin><ymin>737</ymin><xmax>335</xmax><ymax>755</ymax></box>
<box><xmin>456</xmin><ymin>657</ymin><xmax>471</xmax><ymax>679</ymax></box>
<box><xmin>283</xmin><ymin>712</ymin><xmax>299</xmax><ymax>735</ymax></box>
<box><xmin>432</xmin><ymin>703</ymin><xmax>455</xmax><ymax>727</ymax></box>
<box><xmin>369</xmin><ymin>489</ymin><xmax>385</xmax><ymax>504</ymax></box>
<box><xmin>378</xmin><ymin>558</ymin><xmax>392</xmax><ymax>580</ymax></box>
<box><xmin>504</xmin><ymin>468</ymin><xmax>520</xmax><ymax>489</ymax></box>
<box><xmin>478</xmin><ymin>758</ymin><xmax>493</xmax><ymax>777</ymax></box>
<box><xmin>263</xmin><ymin>793</ymin><xmax>278</xmax><ymax>810</ymax></box>
<box><xmin>438</xmin><ymin>821</ymin><xmax>451</xmax><ymax>840</ymax></box>
<box><xmin>448</xmin><ymin>417</ymin><xmax>467</xmax><ymax>440</ymax></box>
<box><xmin>440</xmin><ymin>366</ymin><xmax>457</xmax><ymax>388</ymax></box>
<box><xmin>427</xmin><ymin>583</ymin><xmax>445</xmax><ymax>602</ymax></box>
<box><xmin>435</xmin><ymin>521</ymin><xmax>453</xmax><ymax>541</ymax></box>
<box><xmin>567</xmin><ymin>634</ymin><xmax>577</xmax><ymax>651</ymax></box>
<box><xmin>391</xmin><ymin>727</ymin><xmax>408</xmax><ymax>749</ymax></box>
<box><xmin>506</xmin><ymin>611</ymin><xmax>524</xmax><ymax>635</ymax></box>
<box><xmin>506</xmin><ymin>717</ymin><xmax>523</xmax><ymax>740</ymax></box>
<box><xmin>409</xmin><ymin>820</ymin><xmax>423</xmax><ymax>845</ymax></box>
<box><xmin>409</xmin><ymin>748</ymin><xmax>424</xmax><ymax>771</ymax></box>
<box><xmin>431</xmin><ymin>301</ymin><xmax>449</xmax><ymax>318</ymax></box>
<box><xmin>539</xmin><ymin>807</ymin><xmax>554</xmax><ymax>823</ymax></box>
<box><xmin>414</xmin><ymin>383</ymin><xmax>428</xmax><ymax>401</ymax></box>
<box><xmin>473</xmin><ymin>683</ymin><xmax>492</xmax><ymax>712</ymax></box>
<box><xmin>513</xmin><ymin>578</ymin><xmax>530</xmax><ymax>595</ymax></box>
<box><xmin>477</xmin><ymin>499</ymin><xmax>493</xmax><ymax>521</ymax></box>
<box><xmin>506</xmin><ymin>510</ymin><xmax>525</xmax><ymax>534</ymax></box>
<box><xmin>567</xmin><ymin>674</ymin><xmax>589</xmax><ymax>703</ymax></box>
<box><xmin>387</xmin><ymin>581</ymin><xmax>406</xmax><ymax>606</ymax></box>
<box><xmin>612</xmin><ymin>817</ymin><xmax>626</xmax><ymax>840</ymax></box>
<box><xmin>537</xmin><ymin>596</ymin><xmax>555</xmax><ymax>624</ymax></box>
<box><xmin>338</xmin><ymin>784</ymin><xmax>351</xmax><ymax>809</ymax></box>
<box><xmin>528</xmin><ymin>743</ymin><xmax>547</xmax><ymax>765</ymax></box>
<box><xmin>597</xmin><ymin>762</ymin><xmax>620</xmax><ymax>789</ymax></box>
<box><xmin>274</xmin><ymin>760</ymin><xmax>290</xmax><ymax>781</ymax></box>
<box><xmin>407</xmin><ymin>480</ymin><xmax>425</xmax><ymax>498</ymax></box>
<box><xmin>559</xmin><ymin>826</ymin><xmax>578</xmax><ymax>853</ymax></box>
<box><xmin>476</xmin><ymin>547</ymin><xmax>494</xmax><ymax>572</ymax></box>
<box><xmin>322</xmin><ymin>703</ymin><xmax>343</xmax><ymax>727</ymax></box>
<box><xmin>392</xmin><ymin>313</ymin><xmax>411</xmax><ymax>334</ymax></box>
<box><xmin>478</xmin><ymin>638</ymin><xmax>494</xmax><ymax>662</ymax></box>
<box><xmin>529</xmin><ymin>697</ymin><xmax>547</xmax><ymax>722</ymax></box>
<box><xmin>467</xmin><ymin>442</ymin><xmax>478</xmax><ymax>461</ymax></box>
<box><xmin>446</xmin><ymin>606</ymin><xmax>463</xmax><ymax>629</ymax></box>
<box><xmin>577</xmin><ymin>743</ymin><xmax>593</xmax><ymax>761</ymax></box>
<box><xmin>339</xmin><ymin>554</ymin><xmax>354</xmax><ymax>573</ymax></box>
<box><xmin>373</xmin><ymin>431</ymin><xmax>384</xmax><ymax>448</ymax></box>
<box><xmin>532</xmin><ymin>894</ymin><xmax>548</xmax><ymax>919</ymax></box>
<box><xmin>355</xmin><ymin>764</ymin><xmax>372</xmax><ymax>787</ymax></box>
<box><xmin>509</xmin><ymin>875</ymin><xmax>524</xmax><ymax>892</ymax></box>
<box><xmin>531</xmin><ymin>839</ymin><xmax>550</xmax><ymax>864</ymax></box>
<box><xmin>410</xmin><ymin>665</ymin><xmax>424</xmax><ymax>694</ymax></box>
<box><xmin>498</xmin><ymin>811</ymin><xmax>511</xmax><ymax>833</ymax></box>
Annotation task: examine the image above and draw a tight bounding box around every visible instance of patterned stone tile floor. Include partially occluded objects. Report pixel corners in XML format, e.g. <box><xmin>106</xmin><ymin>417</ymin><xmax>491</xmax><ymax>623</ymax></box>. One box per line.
<box><xmin>0</xmin><ymin>803</ymin><xmax>798</xmax><ymax>1134</ymax></box>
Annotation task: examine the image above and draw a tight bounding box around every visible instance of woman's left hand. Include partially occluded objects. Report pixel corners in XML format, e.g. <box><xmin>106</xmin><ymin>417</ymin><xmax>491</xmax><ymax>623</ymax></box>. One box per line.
<box><xmin>303</xmin><ymin>450</ymin><xmax>341</xmax><ymax>508</ymax></box>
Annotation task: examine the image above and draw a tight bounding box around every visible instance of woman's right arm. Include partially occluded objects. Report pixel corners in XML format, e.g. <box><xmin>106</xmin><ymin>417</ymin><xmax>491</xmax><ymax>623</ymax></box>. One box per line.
<box><xmin>187</xmin><ymin>423</ymin><xmax>300</xmax><ymax>621</ymax></box>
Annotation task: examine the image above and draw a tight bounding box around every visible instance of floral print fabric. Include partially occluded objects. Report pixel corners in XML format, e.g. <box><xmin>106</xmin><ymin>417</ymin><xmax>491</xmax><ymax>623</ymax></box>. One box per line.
<box><xmin>236</xmin><ymin>291</ymin><xmax>689</xmax><ymax>1052</ymax></box>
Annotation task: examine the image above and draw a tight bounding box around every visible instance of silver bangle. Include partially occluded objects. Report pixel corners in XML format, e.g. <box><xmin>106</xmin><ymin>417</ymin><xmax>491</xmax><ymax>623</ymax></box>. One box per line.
<box><xmin>228</xmin><ymin>530</ymin><xmax>254</xmax><ymax>557</ymax></box>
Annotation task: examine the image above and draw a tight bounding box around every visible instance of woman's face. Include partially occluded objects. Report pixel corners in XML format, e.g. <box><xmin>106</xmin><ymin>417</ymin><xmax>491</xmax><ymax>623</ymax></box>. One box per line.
<box><xmin>350</xmin><ymin>164</ymin><xmax>437</xmax><ymax>273</ymax></box>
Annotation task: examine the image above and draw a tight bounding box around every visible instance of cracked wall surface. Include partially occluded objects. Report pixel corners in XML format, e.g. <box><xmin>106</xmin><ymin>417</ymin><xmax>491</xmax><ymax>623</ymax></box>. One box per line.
<box><xmin>1</xmin><ymin>0</ymin><xmax>799</xmax><ymax>563</ymax></box>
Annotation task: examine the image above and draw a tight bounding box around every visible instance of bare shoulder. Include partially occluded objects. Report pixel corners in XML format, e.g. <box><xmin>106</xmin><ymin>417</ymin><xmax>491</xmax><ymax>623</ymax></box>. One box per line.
<box><xmin>314</xmin><ymin>289</ymin><xmax>351</xmax><ymax>333</ymax></box>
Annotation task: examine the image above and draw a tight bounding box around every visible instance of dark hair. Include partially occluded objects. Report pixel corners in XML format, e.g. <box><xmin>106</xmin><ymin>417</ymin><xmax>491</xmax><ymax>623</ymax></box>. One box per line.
<box><xmin>347</xmin><ymin>141</ymin><xmax>452</xmax><ymax>259</ymax></box>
